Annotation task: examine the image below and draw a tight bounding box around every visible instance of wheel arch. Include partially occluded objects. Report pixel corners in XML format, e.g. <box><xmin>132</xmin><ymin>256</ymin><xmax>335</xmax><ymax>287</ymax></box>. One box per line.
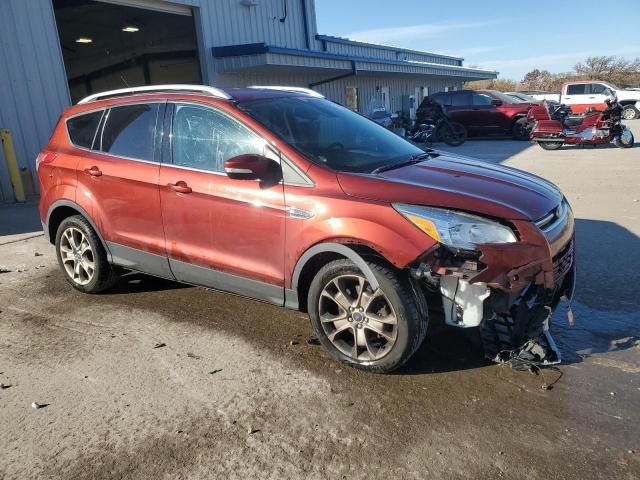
<box><xmin>46</xmin><ymin>200</ymin><xmax>112</xmax><ymax>262</ymax></box>
<box><xmin>288</xmin><ymin>242</ymin><xmax>389</xmax><ymax>312</ymax></box>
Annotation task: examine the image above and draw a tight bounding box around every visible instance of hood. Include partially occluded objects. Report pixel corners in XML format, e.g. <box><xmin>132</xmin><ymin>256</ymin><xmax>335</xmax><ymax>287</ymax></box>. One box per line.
<box><xmin>337</xmin><ymin>152</ymin><xmax>562</xmax><ymax>221</ymax></box>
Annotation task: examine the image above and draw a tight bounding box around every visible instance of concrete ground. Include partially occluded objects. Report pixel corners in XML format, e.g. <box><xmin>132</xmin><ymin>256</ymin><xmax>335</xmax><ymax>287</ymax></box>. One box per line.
<box><xmin>1</xmin><ymin>123</ymin><xmax>639</xmax><ymax>479</ymax></box>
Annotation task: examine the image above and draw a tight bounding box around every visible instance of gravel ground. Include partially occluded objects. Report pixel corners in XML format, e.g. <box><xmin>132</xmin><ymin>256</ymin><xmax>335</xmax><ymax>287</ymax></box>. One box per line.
<box><xmin>1</xmin><ymin>122</ymin><xmax>639</xmax><ymax>479</ymax></box>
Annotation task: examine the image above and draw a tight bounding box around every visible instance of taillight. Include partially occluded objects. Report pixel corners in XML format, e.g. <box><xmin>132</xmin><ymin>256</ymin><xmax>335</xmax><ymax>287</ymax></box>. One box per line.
<box><xmin>36</xmin><ymin>152</ymin><xmax>56</xmax><ymax>170</ymax></box>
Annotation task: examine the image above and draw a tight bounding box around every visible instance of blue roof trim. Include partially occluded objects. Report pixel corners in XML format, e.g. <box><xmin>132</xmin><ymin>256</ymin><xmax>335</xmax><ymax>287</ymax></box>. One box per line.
<box><xmin>212</xmin><ymin>43</ymin><xmax>497</xmax><ymax>76</ymax></box>
<box><xmin>316</xmin><ymin>34</ymin><xmax>464</xmax><ymax>63</ymax></box>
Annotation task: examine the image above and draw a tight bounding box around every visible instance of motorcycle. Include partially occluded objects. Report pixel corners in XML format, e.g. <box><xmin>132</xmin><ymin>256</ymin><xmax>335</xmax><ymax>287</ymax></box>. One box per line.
<box><xmin>528</xmin><ymin>90</ymin><xmax>634</xmax><ymax>150</ymax></box>
<box><xmin>407</xmin><ymin>100</ymin><xmax>466</xmax><ymax>146</ymax></box>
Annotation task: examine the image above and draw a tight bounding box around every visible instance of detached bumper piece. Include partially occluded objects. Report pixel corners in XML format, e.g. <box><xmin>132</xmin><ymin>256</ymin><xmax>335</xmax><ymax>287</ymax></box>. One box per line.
<box><xmin>480</xmin><ymin>289</ymin><xmax>561</xmax><ymax>367</ymax></box>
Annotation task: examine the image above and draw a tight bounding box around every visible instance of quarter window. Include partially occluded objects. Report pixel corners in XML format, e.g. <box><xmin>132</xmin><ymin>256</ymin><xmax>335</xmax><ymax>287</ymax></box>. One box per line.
<box><xmin>171</xmin><ymin>104</ymin><xmax>266</xmax><ymax>172</ymax></box>
<box><xmin>67</xmin><ymin>110</ymin><xmax>103</xmax><ymax>149</ymax></box>
<box><xmin>101</xmin><ymin>104</ymin><xmax>160</xmax><ymax>161</ymax></box>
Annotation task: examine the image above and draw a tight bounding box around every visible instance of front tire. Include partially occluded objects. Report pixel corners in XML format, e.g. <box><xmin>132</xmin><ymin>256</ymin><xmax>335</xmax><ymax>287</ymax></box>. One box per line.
<box><xmin>55</xmin><ymin>215</ymin><xmax>118</xmax><ymax>293</ymax></box>
<box><xmin>622</xmin><ymin>105</ymin><xmax>639</xmax><ymax>121</ymax></box>
<box><xmin>512</xmin><ymin>117</ymin><xmax>531</xmax><ymax>140</ymax></box>
<box><xmin>307</xmin><ymin>258</ymin><xmax>428</xmax><ymax>373</ymax></box>
<box><xmin>613</xmin><ymin>129</ymin><xmax>634</xmax><ymax>148</ymax></box>
<box><xmin>537</xmin><ymin>141</ymin><xmax>563</xmax><ymax>150</ymax></box>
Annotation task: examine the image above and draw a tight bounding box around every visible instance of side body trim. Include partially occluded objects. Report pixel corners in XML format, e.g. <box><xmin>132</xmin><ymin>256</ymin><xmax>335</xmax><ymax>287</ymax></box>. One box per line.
<box><xmin>170</xmin><ymin>259</ymin><xmax>284</xmax><ymax>306</ymax></box>
<box><xmin>106</xmin><ymin>242</ymin><xmax>174</xmax><ymax>279</ymax></box>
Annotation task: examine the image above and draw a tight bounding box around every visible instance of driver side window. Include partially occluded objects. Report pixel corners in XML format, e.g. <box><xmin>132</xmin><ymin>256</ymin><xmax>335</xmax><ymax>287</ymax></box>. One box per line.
<box><xmin>171</xmin><ymin>104</ymin><xmax>265</xmax><ymax>172</ymax></box>
<box><xmin>472</xmin><ymin>93</ymin><xmax>493</xmax><ymax>106</ymax></box>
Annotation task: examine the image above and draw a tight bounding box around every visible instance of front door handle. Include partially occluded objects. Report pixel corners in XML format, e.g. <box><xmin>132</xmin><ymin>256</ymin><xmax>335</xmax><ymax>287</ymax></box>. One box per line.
<box><xmin>167</xmin><ymin>181</ymin><xmax>192</xmax><ymax>194</ymax></box>
<box><xmin>84</xmin><ymin>166</ymin><xmax>102</xmax><ymax>177</ymax></box>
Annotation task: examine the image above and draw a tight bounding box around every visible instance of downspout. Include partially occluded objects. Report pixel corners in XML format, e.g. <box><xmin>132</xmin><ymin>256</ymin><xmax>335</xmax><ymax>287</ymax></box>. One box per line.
<box><xmin>309</xmin><ymin>60</ymin><xmax>357</xmax><ymax>89</ymax></box>
<box><xmin>300</xmin><ymin>0</ymin><xmax>311</xmax><ymax>50</ymax></box>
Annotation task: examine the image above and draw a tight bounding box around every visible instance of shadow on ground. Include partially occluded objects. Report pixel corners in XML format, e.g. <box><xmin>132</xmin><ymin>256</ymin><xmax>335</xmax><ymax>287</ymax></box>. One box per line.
<box><xmin>0</xmin><ymin>202</ymin><xmax>42</xmax><ymax>237</ymax></box>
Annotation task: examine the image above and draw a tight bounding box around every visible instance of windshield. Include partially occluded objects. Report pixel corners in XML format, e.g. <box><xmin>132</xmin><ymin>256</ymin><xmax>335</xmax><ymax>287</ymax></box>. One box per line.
<box><xmin>485</xmin><ymin>90</ymin><xmax>521</xmax><ymax>104</ymax></box>
<box><xmin>238</xmin><ymin>96</ymin><xmax>423</xmax><ymax>173</ymax></box>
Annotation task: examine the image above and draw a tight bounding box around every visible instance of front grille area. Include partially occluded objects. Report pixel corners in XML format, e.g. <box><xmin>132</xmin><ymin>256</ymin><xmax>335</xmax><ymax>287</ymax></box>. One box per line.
<box><xmin>535</xmin><ymin>199</ymin><xmax>568</xmax><ymax>232</ymax></box>
<box><xmin>552</xmin><ymin>238</ymin><xmax>574</xmax><ymax>282</ymax></box>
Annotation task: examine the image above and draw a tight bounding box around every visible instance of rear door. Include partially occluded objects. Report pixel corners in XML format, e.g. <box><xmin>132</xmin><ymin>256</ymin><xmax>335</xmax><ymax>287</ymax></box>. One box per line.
<box><xmin>159</xmin><ymin>102</ymin><xmax>286</xmax><ymax>304</ymax></box>
<box><xmin>75</xmin><ymin>102</ymin><xmax>172</xmax><ymax>278</ymax></box>
<box><xmin>562</xmin><ymin>84</ymin><xmax>588</xmax><ymax>113</ymax></box>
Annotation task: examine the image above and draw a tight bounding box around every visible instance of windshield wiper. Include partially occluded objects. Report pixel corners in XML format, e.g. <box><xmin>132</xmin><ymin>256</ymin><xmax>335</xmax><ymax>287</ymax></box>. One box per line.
<box><xmin>371</xmin><ymin>152</ymin><xmax>433</xmax><ymax>174</ymax></box>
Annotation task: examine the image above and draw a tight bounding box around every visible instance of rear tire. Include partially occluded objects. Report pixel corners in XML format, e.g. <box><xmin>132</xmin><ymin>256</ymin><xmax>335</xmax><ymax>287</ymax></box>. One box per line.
<box><xmin>307</xmin><ymin>258</ymin><xmax>428</xmax><ymax>373</ymax></box>
<box><xmin>622</xmin><ymin>105</ymin><xmax>639</xmax><ymax>120</ymax></box>
<box><xmin>55</xmin><ymin>215</ymin><xmax>118</xmax><ymax>294</ymax></box>
<box><xmin>440</xmin><ymin>122</ymin><xmax>466</xmax><ymax>146</ymax></box>
<box><xmin>512</xmin><ymin>117</ymin><xmax>530</xmax><ymax>140</ymax></box>
<box><xmin>538</xmin><ymin>141</ymin><xmax>563</xmax><ymax>151</ymax></box>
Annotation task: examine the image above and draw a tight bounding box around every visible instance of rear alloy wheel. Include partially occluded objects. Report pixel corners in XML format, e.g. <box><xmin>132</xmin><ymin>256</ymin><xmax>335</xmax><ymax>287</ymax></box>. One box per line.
<box><xmin>512</xmin><ymin>117</ymin><xmax>531</xmax><ymax>140</ymax></box>
<box><xmin>308</xmin><ymin>259</ymin><xmax>428</xmax><ymax>372</ymax></box>
<box><xmin>538</xmin><ymin>141</ymin><xmax>563</xmax><ymax>151</ymax></box>
<box><xmin>622</xmin><ymin>105</ymin><xmax>639</xmax><ymax>120</ymax></box>
<box><xmin>439</xmin><ymin>122</ymin><xmax>466</xmax><ymax>146</ymax></box>
<box><xmin>55</xmin><ymin>215</ymin><xmax>118</xmax><ymax>293</ymax></box>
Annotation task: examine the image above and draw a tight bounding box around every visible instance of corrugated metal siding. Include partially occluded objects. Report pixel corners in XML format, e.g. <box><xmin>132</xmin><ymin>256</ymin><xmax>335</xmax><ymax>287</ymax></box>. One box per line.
<box><xmin>218</xmin><ymin>70</ymin><xmax>462</xmax><ymax>113</ymax></box>
<box><xmin>0</xmin><ymin>0</ymin><xmax>70</xmax><ymax>200</ymax></box>
<box><xmin>0</xmin><ymin>0</ymin><xmax>475</xmax><ymax>202</ymax></box>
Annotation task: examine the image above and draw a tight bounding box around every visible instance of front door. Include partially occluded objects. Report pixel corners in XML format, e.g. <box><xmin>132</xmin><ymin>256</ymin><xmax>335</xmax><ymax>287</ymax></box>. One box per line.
<box><xmin>562</xmin><ymin>84</ymin><xmax>609</xmax><ymax>114</ymax></box>
<box><xmin>159</xmin><ymin>102</ymin><xmax>286</xmax><ymax>304</ymax></box>
<box><xmin>75</xmin><ymin>102</ymin><xmax>172</xmax><ymax>278</ymax></box>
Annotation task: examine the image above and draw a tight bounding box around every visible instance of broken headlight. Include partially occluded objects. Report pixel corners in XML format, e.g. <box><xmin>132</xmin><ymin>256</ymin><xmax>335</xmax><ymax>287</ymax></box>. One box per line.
<box><xmin>394</xmin><ymin>204</ymin><xmax>517</xmax><ymax>250</ymax></box>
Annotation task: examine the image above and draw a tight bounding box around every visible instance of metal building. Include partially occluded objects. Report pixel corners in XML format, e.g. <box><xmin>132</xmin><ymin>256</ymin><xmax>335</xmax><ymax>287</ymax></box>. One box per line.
<box><xmin>0</xmin><ymin>0</ymin><xmax>497</xmax><ymax>203</ymax></box>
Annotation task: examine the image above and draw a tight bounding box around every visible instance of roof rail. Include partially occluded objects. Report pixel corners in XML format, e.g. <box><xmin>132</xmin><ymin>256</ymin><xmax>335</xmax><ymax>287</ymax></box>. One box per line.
<box><xmin>77</xmin><ymin>84</ymin><xmax>232</xmax><ymax>104</ymax></box>
<box><xmin>248</xmin><ymin>86</ymin><xmax>324</xmax><ymax>98</ymax></box>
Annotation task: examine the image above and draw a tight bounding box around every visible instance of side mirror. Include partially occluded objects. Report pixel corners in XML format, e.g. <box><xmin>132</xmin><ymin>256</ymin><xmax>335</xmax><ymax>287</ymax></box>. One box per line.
<box><xmin>224</xmin><ymin>154</ymin><xmax>279</xmax><ymax>181</ymax></box>
<box><xmin>491</xmin><ymin>99</ymin><xmax>503</xmax><ymax>106</ymax></box>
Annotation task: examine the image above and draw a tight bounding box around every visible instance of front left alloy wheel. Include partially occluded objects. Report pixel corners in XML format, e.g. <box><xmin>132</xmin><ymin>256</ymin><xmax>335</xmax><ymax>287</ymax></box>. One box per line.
<box><xmin>308</xmin><ymin>258</ymin><xmax>428</xmax><ymax>373</ymax></box>
<box><xmin>55</xmin><ymin>215</ymin><xmax>118</xmax><ymax>293</ymax></box>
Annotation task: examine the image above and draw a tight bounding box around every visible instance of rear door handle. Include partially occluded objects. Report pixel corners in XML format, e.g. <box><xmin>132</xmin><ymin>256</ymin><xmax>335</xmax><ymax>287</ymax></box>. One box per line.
<box><xmin>167</xmin><ymin>181</ymin><xmax>192</xmax><ymax>194</ymax></box>
<box><xmin>84</xmin><ymin>166</ymin><xmax>102</xmax><ymax>177</ymax></box>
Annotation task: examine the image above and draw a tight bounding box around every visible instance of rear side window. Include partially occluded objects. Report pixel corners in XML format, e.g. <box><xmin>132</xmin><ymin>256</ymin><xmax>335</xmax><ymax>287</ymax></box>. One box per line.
<box><xmin>567</xmin><ymin>84</ymin><xmax>586</xmax><ymax>95</ymax></box>
<box><xmin>450</xmin><ymin>92</ymin><xmax>472</xmax><ymax>106</ymax></box>
<box><xmin>100</xmin><ymin>103</ymin><xmax>160</xmax><ymax>161</ymax></box>
<box><xmin>431</xmin><ymin>93</ymin><xmax>450</xmax><ymax>106</ymax></box>
<box><xmin>67</xmin><ymin>111</ymin><xmax>103</xmax><ymax>149</ymax></box>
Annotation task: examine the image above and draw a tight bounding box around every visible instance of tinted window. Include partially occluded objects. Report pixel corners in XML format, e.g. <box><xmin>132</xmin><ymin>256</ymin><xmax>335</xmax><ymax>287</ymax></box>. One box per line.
<box><xmin>450</xmin><ymin>92</ymin><xmax>472</xmax><ymax>106</ymax></box>
<box><xmin>101</xmin><ymin>104</ymin><xmax>160</xmax><ymax>161</ymax></box>
<box><xmin>67</xmin><ymin>110</ymin><xmax>103</xmax><ymax>149</ymax></box>
<box><xmin>239</xmin><ymin>96</ymin><xmax>423</xmax><ymax>173</ymax></box>
<box><xmin>567</xmin><ymin>84</ymin><xmax>586</xmax><ymax>95</ymax></box>
<box><xmin>472</xmin><ymin>93</ymin><xmax>493</xmax><ymax>106</ymax></box>
<box><xmin>589</xmin><ymin>83</ymin><xmax>607</xmax><ymax>94</ymax></box>
<box><xmin>171</xmin><ymin>104</ymin><xmax>266</xmax><ymax>172</ymax></box>
<box><xmin>437</xmin><ymin>93</ymin><xmax>453</xmax><ymax>106</ymax></box>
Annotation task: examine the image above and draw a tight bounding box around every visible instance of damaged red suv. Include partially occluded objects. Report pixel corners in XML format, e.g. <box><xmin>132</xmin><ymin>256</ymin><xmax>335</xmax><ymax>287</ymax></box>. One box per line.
<box><xmin>38</xmin><ymin>84</ymin><xmax>575</xmax><ymax>373</ymax></box>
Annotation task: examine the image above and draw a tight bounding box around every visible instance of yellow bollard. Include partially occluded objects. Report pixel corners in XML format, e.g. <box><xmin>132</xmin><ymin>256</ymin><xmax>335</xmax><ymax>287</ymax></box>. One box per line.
<box><xmin>0</xmin><ymin>128</ymin><xmax>26</xmax><ymax>202</ymax></box>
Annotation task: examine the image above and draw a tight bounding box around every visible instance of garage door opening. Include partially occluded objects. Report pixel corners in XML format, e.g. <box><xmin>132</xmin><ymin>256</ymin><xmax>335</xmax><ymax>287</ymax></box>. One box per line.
<box><xmin>53</xmin><ymin>0</ymin><xmax>202</xmax><ymax>103</ymax></box>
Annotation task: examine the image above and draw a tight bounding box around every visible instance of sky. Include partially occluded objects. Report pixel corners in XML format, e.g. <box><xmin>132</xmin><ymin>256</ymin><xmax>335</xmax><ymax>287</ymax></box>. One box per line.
<box><xmin>314</xmin><ymin>0</ymin><xmax>640</xmax><ymax>80</ymax></box>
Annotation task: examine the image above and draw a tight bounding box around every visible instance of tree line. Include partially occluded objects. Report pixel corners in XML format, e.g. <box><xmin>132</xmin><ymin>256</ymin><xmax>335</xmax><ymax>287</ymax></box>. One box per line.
<box><xmin>465</xmin><ymin>56</ymin><xmax>640</xmax><ymax>92</ymax></box>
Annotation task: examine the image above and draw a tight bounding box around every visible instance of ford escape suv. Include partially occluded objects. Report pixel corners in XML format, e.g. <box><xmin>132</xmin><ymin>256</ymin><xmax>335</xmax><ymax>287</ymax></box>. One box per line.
<box><xmin>38</xmin><ymin>84</ymin><xmax>575</xmax><ymax>373</ymax></box>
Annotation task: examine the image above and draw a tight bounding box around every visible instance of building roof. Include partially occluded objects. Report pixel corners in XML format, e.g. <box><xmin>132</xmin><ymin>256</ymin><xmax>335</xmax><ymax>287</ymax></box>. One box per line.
<box><xmin>212</xmin><ymin>43</ymin><xmax>497</xmax><ymax>81</ymax></box>
<box><xmin>315</xmin><ymin>34</ymin><xmax>465</xmax><ymax>62</ymax></box>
